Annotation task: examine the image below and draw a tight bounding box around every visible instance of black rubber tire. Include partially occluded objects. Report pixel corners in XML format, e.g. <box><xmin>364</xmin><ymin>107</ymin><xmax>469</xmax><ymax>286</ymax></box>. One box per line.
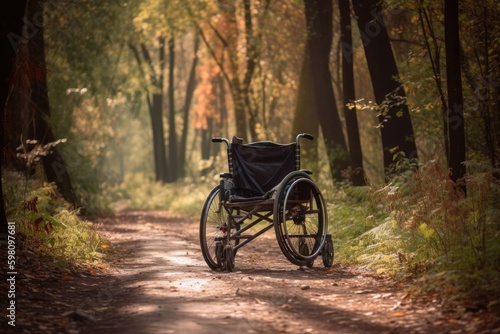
<box><xmin>200</xmin><ymin>186</ymin><xmax>240</xmax><ymax>271</ymax></box>
<box><xmin>215</xmin><ymin>242</ymin><xmax>224</xmax><ymax>270</ymax></box>
<box><xmin>200</xmin><ymin>186</ymin><xmax>224</xmax><ymax>270</ymax></box>
<box><xmin>273</xmin><ymin>171</ymin><xmax>327</xmax><ymax>266</ymax></box>
<box><xmin>299</xmin><ymin>238</ymin><xmax>314</xmax><ymax>268</ymax></box>
<box><xmin>322</xmin><ymin>236</ymin><xmax>334</xmax><ymax>268</ymax></box>
<box><xmin>224</xmin><ymin>245</ymin><xmax>235</xmax><ymax>272</ymax></box>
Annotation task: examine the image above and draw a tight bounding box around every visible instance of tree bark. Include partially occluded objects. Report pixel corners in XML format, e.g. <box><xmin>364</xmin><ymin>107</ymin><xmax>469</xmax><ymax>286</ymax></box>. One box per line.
<box><xmin>304</xmin><ymin>0</ymin><xmax>349</xmax><ymax>181</ymax></box>
<box><xmin>444</xmin><ymin>0</ymin><xmax>466</xmax><ymax>188</ymax></box>
<box><xmin>0</xmin><ymin>0</ymin><xmax>28</xmax><ymax>234</ymax></box>
<box><xmin>352</xmin><ymin>0</ymin><xmax>419</xmax><ymax>176</ymax></box>
<box><xmin>292</xmin><ymin>53</ymin><xmax>318</xmax><ymax>165</ymax></box>
<box><xmin>151</xmin><ymin>93</ymin><xmax>168</xmax><ymax>182</ymax></box>
<box><xmin>232</xmin><ymin>79</ymin><xmax>248</xmax><ymax>139</ymax></box>
<box><xmin>27</xmin><ymin>0</ymin><xmax>77</xmax><ymax>206</ymax></box>
<box><xmin>339</xmin><ymin>0</ymin><xmax>365</xmax><ymax>186</ymax></box>
<box><xmin>166</xmin><ymin>36</ymin><xmax>178</xmax><ymax>182</ymax></box>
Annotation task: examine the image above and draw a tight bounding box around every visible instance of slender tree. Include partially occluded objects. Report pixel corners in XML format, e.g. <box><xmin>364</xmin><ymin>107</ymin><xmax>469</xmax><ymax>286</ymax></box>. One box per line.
<box><xmin>178</xmin><ymin>35</ymin><xmax>199</xmax><ymax>178</ymax></box>
<box><xmin>352</xmin><ymin>0</ymin><xmax>419</xmax><ymax>176</ymax></box>
<box><xmin>129</xmin><ymin>37</ymin><xmax>168</xmax><ymax>183</ymax></box>
<box><xmin>418</xmin><ymin>4</ymin><xmax>449</xmax><ymax>153</ymax></box>
<box><xmin>339</xmin><ymin>0</ymin><xmax>365</xmax><ymax>186</ymax></box>
<box><xmin>166</xmin><ymin>36</ymin><xmax>178</xmax><ymax>182</ymax></box>
<box><xmin>444</xmin><ymin>0</ymin><xmax>466</xmax><ymax>188</ymax></box>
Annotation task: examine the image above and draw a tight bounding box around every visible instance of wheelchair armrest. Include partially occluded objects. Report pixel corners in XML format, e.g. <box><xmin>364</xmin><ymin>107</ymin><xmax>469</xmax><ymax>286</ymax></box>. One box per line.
<box><xmin>220</xmin><ymin>173</ymin><xmax>233</xmax><ymax>179</ymax></box>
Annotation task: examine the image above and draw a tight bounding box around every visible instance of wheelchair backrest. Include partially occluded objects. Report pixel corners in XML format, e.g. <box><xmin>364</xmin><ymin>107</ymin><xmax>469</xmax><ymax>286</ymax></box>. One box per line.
<box><xmin>231</xmin><ymin>141</ymin><xmax>297</xmax><ymax>197</ymax></box>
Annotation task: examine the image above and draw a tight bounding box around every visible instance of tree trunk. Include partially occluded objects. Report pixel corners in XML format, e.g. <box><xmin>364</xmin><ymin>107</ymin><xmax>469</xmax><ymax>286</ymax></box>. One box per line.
<box><xmin>243</xmin><ymin>0</ymin><xmax>259</xmax><ymax>142</ymax></box>
<box><xmin>129</xmin><ymin>42</ymin><xmax>168</xmax><ymax>183</ymax></box>
<box><xmin>292</xmin><ymin>53</ymin><xmax>318</xmax><ymax>165</ymax></box>
<box><xmin>179</xmin><ymin>35</ymin><xmax>199</xmax><ymax>178</ymax></box>
<box><xmin>304</xmin><ymin>0</ymin><xmax>349</xmax><ymax>181</ymax></box>
<box><xmin>339</xmin><ymin>0</ymin><xmax>365</xmax><ymax>186</ymax></box>
<box><xmin>151</xmin><ymin>93</ymin><xmax>168</xmax><ymax>182</ymax></box>
<box><xmin>201</xmin><ymin>123</ymin><xmax>213</xmax><ymax>161</ymax></box>
<box><xmin>0</xmin><ymin>0</ymin><xmax>28</xmax><ymax>234</ymax></box>
<box><xmin>166</xmin><ymin>36</ymin><xmax>178</xmax><ymax>182</ymax></box>
<box><xmin>27</xmin><ymin>0</ymin><xmax>77</xmax><ymax>206</ymax></box>
<box><xmin>352</xmin><ymin>0</ymin><xmax>419</xmax><ymax>176</ymax></box>
<box><xmin>232</xmin><ymin>79</ymin><xmax>248</xmax><ymax>139</ymax></box>
<box><xmin>444</xmin><ymin>0</ymin><xmax>466</xmax><ymax>189</ymax></box>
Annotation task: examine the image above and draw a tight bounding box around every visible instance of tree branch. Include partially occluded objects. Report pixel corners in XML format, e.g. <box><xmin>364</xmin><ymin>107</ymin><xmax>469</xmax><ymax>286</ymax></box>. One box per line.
<box><xmin>197</xmin><ymin>26</ymin><xmax>233</xmax><ymax>91</ymax></box>
<box><xmin>140</xmin><ymin>42</ymin><xmax>159</xmax><ymax>88</ymax></box>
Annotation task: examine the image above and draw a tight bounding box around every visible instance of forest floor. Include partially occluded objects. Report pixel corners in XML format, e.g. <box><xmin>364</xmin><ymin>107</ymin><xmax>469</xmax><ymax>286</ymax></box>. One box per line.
<box><xmin>2</xmin><ymin>210</ymin><xmax>500</xmax><ymax>334</ymax></box>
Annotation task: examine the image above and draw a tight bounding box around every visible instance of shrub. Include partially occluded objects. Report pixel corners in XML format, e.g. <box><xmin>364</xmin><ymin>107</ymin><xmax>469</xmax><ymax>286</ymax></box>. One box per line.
<box><xmin>375</xmin><ymin>160</ymin><xmax>500</xmax><ymax>303</ymax></box>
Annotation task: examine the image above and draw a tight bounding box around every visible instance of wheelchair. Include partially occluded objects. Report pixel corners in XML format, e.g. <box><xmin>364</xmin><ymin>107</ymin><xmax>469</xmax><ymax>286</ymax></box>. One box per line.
<box><xmin>199</xmin><ymin>133</ymin><xmax>334</xmax><ymax>272</ymax></box>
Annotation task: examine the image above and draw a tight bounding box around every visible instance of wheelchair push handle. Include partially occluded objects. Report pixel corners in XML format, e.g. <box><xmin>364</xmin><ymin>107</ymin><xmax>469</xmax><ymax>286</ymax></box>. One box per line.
<box><xmin>296</xmin><ymin>133</ymin><xmax>314</xmax><ymax>144</ymax></box>
<box><xmin>212</xmin><ymin>137</ymin><xmax>230</xmax><ymax>148</ymax></box>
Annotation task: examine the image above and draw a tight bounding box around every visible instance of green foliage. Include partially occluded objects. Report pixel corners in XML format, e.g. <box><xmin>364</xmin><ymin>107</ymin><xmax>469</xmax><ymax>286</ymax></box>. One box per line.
<box><xmin>385</xmin><ymin>151</ymin><xmax>420</xmax><ymax>186</ymax></box>
<box><xmin>327</xmin><ymin>186</ymin><xmax>395</xmax><ymax>269</ymax></box>
<box><xmin>4</xmin><ymin>171</ymin><xmax>107</xmax><ymax>268</ymax></box>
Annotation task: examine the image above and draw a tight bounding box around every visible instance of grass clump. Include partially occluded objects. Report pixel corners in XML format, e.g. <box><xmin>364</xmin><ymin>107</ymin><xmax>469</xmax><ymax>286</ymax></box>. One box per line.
<box><xmin>328</xmin><ymin>185</ymin><xmax>403</xmax><ymax>275</ymax></box>
<box><xmin>4</xmin><ymin>170</ymin><xmax>107</xmax><ymax>269</ymax></box>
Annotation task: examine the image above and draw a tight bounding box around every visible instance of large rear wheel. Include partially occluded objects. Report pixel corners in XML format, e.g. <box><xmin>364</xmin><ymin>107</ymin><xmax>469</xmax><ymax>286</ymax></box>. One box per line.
<box><xmin>274</xmin><ymin>172</ymin><xmax>327</xmax><ymax>266</ymax></box>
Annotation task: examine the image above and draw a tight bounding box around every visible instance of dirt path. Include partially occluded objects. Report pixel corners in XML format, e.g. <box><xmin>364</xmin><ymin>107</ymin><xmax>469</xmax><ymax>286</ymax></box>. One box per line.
<box><xmin>3</xmin><ymin>211</ymin><xmax>499</xmax><ymax>333</ymax></box>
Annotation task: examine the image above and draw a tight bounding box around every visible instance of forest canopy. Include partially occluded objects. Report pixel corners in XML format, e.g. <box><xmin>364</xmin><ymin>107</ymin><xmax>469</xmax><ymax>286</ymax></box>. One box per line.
<box><xmin>3</xmin><ymin>0</ymin><xmax>499</xmax><ymax>189</ymax></box>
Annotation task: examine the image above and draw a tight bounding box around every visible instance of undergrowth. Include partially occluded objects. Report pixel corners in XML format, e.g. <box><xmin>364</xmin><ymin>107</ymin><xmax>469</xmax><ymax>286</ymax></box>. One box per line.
<box><xmin>4</xmin><ymin>170</ymin><xmax>107</xmax><ymax>269</ymax></box>
<box><xmin>332</xmin><ymin>160</ymin><xmax>500</xmax><ymax>307</ymax></box>
<box><xmin>382</xmin><ymin>161</ymin><xmax>500</xmax><ymax>305</ymax></box>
